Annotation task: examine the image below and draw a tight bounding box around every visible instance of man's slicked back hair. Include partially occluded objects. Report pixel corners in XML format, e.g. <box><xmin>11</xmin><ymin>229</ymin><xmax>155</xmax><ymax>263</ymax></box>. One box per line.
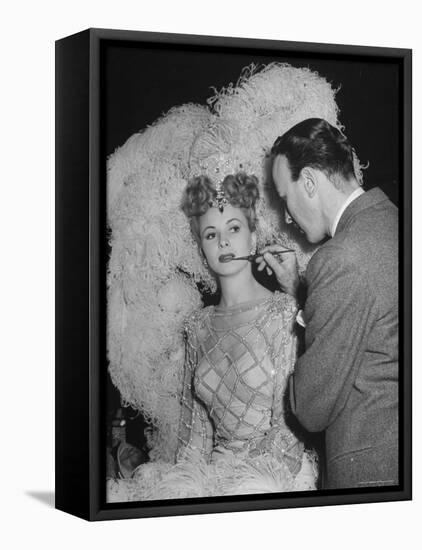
<box><xmin>271</xmin><ymin>118</ymin><xmax>356</xmax><ymax>183</ymax></box>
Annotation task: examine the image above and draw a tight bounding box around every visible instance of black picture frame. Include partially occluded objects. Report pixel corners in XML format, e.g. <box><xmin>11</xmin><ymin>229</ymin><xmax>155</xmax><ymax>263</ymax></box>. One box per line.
<box><xmin>55</xmin><ymin>28</ymin><xmax>412</xmax><ymax>521</ymax></box>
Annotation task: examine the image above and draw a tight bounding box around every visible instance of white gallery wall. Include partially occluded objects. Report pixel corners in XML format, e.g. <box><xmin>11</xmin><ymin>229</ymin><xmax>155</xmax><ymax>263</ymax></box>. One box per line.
<box><xmin>0</xmin><ymin>1</ymin><xmax>419</xmax><ymax>548</ymax></box>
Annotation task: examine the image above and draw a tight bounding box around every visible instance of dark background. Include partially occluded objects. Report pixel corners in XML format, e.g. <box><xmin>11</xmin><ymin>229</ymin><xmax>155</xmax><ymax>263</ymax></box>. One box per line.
<box><xmin>103</xmin><ymin>42</ymin><xmax>400</xmax><ymax>203</ymax></box>
<box><xmin>102</xmin><ymin>40</ymin><xmax>401</xmax><ymax>449</ymax></box>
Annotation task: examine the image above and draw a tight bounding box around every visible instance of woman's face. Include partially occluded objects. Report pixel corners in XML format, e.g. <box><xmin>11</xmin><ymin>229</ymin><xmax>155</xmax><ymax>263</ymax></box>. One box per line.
<box><xmin>198</xmin><ymin>204</ymin><xmax>256</xmax><ymax>276</ymax></box>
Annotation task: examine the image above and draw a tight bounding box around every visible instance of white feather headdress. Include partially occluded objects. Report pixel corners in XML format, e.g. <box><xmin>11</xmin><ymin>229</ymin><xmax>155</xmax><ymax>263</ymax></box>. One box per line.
<box><xmin>107</xmin><ymin>63</ymin><xmax>343</xmax><ymax>461</ymax></box>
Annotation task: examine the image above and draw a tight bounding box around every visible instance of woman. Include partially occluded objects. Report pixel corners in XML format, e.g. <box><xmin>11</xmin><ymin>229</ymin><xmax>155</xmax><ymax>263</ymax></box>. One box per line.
<box><xmin>175</xmin><ymin>172</ymin><xmax>316</xmax><ymax>493</ymax></box>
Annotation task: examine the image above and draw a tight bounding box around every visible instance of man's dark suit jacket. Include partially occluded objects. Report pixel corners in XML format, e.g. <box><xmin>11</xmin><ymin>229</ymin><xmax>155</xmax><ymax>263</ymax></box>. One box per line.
<box><xmin>290</xmin><ymin>188</ymin><xmax>398</xmax><ymax>489</ymax></box>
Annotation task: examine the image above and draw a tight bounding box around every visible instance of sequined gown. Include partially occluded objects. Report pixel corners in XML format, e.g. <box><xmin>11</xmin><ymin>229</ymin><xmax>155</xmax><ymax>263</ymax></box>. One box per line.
<box><xmin>107</xmin><ymin>292</ymin><xmax>316</xmax><ymax>502</ymax></box>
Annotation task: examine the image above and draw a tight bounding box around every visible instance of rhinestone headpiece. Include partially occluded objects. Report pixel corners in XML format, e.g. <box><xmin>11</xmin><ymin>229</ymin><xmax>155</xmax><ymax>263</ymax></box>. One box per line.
<box><xmin>190</xmin><ymin>152</ymin><xmax>240</xmax><ymax>213</ymax></box>
<box><xmin>209</xmin><ymin>181</ymin><xmax>229</xmax><ymax>212</ymax></box>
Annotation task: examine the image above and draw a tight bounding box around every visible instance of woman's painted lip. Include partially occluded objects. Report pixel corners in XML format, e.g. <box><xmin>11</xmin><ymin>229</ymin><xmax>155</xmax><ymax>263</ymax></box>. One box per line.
<box><xmin>219</xmin><ymin>253</ymin><xmax>235</xmax><ymax>263</ymax></box>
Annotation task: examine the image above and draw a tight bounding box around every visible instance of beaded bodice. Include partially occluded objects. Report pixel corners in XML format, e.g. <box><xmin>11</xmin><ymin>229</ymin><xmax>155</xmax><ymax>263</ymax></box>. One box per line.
<box><xmin>178</xmin><ymin>292</ymin><xmax>302</xmax><ymax>468</ymax></box>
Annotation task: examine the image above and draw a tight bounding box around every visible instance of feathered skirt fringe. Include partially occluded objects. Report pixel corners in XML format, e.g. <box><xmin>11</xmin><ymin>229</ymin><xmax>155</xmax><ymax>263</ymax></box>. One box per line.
<box><xmin>107</xmin><ymin>448</ymin><xmax>317</xmax><ymax>502</ymax></box>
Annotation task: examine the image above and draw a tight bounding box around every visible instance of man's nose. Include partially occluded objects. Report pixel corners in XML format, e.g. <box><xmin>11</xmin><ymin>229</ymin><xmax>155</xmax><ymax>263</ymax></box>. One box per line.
<box><xmin>285</xmin><ymin>208</ymin><xmax>293</xmax><ymax>224</ymax></box>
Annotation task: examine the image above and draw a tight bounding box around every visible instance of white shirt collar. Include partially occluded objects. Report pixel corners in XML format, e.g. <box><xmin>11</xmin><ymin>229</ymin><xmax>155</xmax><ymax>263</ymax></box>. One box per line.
<box><xmin>330</xmin><ymin>187</ymin><xmax>365</xmax><ymax>237</ymax></box>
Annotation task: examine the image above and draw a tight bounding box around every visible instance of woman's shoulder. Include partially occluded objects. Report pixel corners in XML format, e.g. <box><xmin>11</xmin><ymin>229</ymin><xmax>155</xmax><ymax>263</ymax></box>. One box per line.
<box><xmin>264</xmin><ymin>291</ymin><xmax>298</xmax><ymax>323</ymax></box>
<box><xmin>268</xmin><ymin>290</ymin><xmax>297</xmax><ymax>311</ymax></box>
<box><xmin>183</xmin><ymin>305</ymin><xmax>212</xmax><ymax>335</ymax></box>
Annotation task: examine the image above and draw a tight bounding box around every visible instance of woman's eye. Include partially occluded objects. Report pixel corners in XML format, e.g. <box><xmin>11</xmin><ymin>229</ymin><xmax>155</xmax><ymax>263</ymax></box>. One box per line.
<box><xmin>205</xmin><ymin>232</ymin><xmax>215</xmax><ymax>240</ymax></box>
<box><xmin>229</xmin><ymin>225</ymin><xmax>240</xmax><ymax>233</ymax></box>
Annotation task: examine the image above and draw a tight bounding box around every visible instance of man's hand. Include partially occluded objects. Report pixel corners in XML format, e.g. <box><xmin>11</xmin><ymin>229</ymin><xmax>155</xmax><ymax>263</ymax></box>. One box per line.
<box><xmin>256</xmin><ymin>244</ymin><xmax>300</xmax><ymax>298</ymax></box>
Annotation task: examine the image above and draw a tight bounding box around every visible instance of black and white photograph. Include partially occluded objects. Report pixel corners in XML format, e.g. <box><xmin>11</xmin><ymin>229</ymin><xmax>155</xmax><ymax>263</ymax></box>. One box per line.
<box><xmin>91</xmin><ymin>32</ymin><xmax>411</xmax><ymax>511</ymax></box>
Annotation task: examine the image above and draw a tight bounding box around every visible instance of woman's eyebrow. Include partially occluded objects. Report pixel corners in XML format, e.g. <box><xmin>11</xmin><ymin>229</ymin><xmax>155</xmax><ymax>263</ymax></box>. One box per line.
<box><xmin>201</xmin><ymin>225</ymin><xmax>215</xmax><ymax>235</ymax></box>
<box><xmin>201</xmin><ymin>218</ymin><xmax>243</xmax><ymax>236</ymax></box>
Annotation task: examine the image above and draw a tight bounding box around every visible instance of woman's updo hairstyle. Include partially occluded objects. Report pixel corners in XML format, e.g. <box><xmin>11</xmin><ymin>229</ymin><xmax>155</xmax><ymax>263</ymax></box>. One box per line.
<box><xmin>181</xmin><ymin>172</ymin><xmax>260</xmax><ymax>242</ymax></box>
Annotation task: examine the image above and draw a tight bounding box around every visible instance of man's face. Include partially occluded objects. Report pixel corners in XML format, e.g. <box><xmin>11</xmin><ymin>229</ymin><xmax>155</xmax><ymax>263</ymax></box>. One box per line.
<box><xmin>272</xmin><ymin>155</ymin><xmax>325</xmax><ymax>243</ymax></box>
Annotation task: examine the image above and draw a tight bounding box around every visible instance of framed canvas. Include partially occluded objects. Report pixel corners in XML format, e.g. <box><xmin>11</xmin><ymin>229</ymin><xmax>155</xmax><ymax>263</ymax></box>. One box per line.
<box><xmin>55</xmin><ymin>28</ymin><xmax>412</xmax><ymax>521</ymax></box>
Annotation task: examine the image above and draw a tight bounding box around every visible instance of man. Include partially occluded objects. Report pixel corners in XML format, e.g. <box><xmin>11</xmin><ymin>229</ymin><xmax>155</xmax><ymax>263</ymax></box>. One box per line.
<box><xmin>259</xmin><ymin>118</ymin><xmax>399</xmax><ymax>489</ymax></box>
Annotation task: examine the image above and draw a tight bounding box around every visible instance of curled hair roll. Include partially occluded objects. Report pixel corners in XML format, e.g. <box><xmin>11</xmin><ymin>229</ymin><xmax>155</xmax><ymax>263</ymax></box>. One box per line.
<box><xmin>181</xmin><ymin>175</ymin><xmax>216</xmax><ymax>218</ymax></box>
<box><xmin>222</xmin><ymin>173</ymin><xmax>260</xmax><ymax>212</ymax></box>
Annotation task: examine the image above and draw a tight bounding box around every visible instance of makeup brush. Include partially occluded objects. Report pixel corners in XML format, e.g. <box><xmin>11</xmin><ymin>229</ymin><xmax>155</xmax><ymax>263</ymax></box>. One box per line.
<box><xmin>226</xmin><ymin>249</ymin><xmax>295</xmax><ymax>262</ymax></box>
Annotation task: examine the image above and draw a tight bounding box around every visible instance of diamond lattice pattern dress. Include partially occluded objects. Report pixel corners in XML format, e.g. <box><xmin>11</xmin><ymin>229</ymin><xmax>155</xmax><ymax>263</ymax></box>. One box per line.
<box><xmin>176</xmin><ymin>291</ymin><xmax>317</xmax><ymax>494</ymax></box>
<box><xmin>107</xmin><ymin>292</ymin><xmax>316</xmax><ymax>502</ymax></box>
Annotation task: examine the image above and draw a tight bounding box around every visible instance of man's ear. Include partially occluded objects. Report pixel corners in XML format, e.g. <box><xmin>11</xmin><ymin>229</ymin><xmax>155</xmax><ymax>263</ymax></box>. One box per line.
<box><xmin>300</xmin><ymin>167</ymin><xmax>318</xmax><ymax>198</ymax></box>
